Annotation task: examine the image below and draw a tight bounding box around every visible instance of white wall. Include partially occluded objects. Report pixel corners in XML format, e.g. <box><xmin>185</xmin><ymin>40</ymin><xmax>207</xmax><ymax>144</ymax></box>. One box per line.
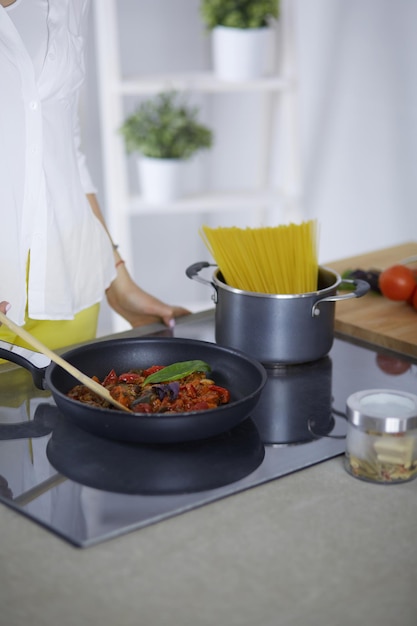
<box><xmin>81</xmin><ymin>0</ymin><xmax>417</xmax><ymax>335</ymax></box>
<box><xmin>294</xmin><ymin>0</ymin><xmax>417</xmax><ymax>262</ymax></box>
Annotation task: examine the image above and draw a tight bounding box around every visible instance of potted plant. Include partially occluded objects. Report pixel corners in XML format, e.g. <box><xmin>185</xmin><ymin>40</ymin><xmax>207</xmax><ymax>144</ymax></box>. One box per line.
<box><xmin>200</xmin><ymin>0</ymin><xmax>280</xmax><ymax>81</ymax></box>
<box><xmin>119</xmin><ymin>91</ymin><xmax>213</xmax><ymax>203</ymax></box>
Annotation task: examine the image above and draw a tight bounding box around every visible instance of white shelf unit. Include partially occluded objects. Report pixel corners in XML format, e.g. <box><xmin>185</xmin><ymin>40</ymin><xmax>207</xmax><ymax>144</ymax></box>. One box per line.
<box><xmin>117</xmin><ymin>72</ymin><xmax>290</xmax><ymax>94</ymax></box>
<box><xmin>128</xmin><ymin>189</ymin><xmax>286</xmax><ymax>215</ymax></box>
<box><xmin>92</xmin><ymin>0</ymin><xmax>300</xmax><ymax>330</ymax></box>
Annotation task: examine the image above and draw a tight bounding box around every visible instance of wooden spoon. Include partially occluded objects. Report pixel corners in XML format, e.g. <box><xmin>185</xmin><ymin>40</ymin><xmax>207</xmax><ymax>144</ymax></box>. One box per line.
<box><xmin>0</xmin><ymin>311</ymin><xmax>132</xmax><ymax>413</ymax></box>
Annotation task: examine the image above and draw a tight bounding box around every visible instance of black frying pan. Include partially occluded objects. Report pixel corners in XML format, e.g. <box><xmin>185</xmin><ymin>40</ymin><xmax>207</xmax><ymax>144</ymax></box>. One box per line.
<box><xmin>0</xmin><ymin>337</ymin><xmax>266</xmax><ymax>444</ymax></box>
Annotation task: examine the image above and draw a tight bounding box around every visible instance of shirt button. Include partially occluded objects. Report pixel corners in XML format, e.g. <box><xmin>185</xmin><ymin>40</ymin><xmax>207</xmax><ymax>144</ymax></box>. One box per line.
<box><xmin>29</xmin><ymin>101</ymin><xmax>38</xmax><ymax>111</ymax></box>
<box><xmin>48</xmin><ymin>52</ymin><xmax>56</xmax><ymax>61</ymax></box>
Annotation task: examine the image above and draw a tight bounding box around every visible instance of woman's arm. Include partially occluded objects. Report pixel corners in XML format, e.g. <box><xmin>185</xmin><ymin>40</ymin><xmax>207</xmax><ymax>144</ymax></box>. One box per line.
<box><xmin>86</xmin><ymin>194</ymin><xmax>190</xmax><ymax>328</ymax></box>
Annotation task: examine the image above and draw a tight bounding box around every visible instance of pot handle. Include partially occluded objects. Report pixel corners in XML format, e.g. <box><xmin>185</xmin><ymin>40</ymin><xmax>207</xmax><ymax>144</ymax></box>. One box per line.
<box><xmin>0</xmin><ymin>340</ymin><xmax>49</xmax><ymax>390</ymax></box>
<box><xmin>311</xmin><ymin>278</ymin><xmax>370</xmax><ymax>317</ymax></box>
<box><xmin>185</xmin><ymin>262</ymin><xmax>219</xmax><ymax>305</ymax></box>
<box><xmin>308</xmin><ymin>408</ymin><xmax>347</xmax><ymax>440</ymax></box>
<box><xmin>185</xmin><ymin>261</ymin><xmax>217</xmax><ymax>286</ymax></box>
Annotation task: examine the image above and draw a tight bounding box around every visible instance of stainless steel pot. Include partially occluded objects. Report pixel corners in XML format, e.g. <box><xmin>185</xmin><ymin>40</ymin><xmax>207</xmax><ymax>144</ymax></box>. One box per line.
<box><xmin>186</xmin><ymin>262</ymin><xmax>370</xmax><ymax>365</ymax></box>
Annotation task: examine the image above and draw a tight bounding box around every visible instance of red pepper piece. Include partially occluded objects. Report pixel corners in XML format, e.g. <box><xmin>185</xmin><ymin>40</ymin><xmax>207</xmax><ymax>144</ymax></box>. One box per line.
<box><xmin>102</xmin><ymin>369</ymin><xmax>118</xmax><ymax>387</ymax></box>
<box><xmin>117</xmin><ymin>372</ymin><xmax>143</xmax><ymax>384</ymax></box>
<box><xmin>209</xmin><ymin>385</ymin><xmax>230</xmax><ymax>404</ymax></box>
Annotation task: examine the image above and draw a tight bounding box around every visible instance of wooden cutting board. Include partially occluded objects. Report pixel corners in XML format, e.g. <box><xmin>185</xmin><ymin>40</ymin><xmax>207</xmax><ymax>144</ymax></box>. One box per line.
<box><xmin>327</xmin><ymin>242</ymin><xmax>417</xmax><ymax>358</ymax></box>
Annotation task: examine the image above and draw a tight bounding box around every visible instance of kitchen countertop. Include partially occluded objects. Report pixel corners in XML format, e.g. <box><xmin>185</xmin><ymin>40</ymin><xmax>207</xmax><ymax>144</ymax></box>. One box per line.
<box><xmin>2</xmin><ymin>245</ymin><xmax>417</xmax><ymax>626</ymax></box>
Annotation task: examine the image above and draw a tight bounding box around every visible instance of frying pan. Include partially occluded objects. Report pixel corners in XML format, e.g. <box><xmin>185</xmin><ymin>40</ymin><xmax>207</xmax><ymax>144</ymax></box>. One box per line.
<box><xmin>0</xmin><ymin>337</ymin><xmax>267</xmax><ymax>444</ymax></box>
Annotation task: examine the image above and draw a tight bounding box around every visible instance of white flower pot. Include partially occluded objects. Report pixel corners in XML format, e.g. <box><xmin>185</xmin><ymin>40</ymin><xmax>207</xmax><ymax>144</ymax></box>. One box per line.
<box><xmin>138</xmin><ymin>156</ymin><xmax>185</xmax><ymax>203</ymax></box>
<box><xmin>211</xmin><ymin>26</ymin><xmax>274</xmax><ymax>81</ymax></box>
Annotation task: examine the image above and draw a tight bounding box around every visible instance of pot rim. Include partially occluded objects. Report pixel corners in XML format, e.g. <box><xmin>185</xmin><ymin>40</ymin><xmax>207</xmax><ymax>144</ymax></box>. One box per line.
<box><xmin>212</xmin><ymin>265</ymin><xmax>341</xmax><ymax>299</ymax></box>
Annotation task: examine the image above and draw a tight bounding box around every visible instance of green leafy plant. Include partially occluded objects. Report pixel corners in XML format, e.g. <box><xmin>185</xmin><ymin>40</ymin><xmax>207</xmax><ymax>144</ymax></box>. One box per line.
<box><xmin>200</xmin><ymin>0</ymin><xmax>280</xmax><ymax>30</ymax></box>
<box><xmin>119</xmin><ymin>91</ymin><xmax>213</xmax><ymax>160</ymax></box>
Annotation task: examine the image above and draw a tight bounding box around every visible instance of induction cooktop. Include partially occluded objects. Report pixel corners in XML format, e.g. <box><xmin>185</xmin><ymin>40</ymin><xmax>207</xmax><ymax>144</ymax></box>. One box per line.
<box><xmin>0</xmin><ymin>310</ymin><xmax>415</xmax><ymax>547</ymax></box>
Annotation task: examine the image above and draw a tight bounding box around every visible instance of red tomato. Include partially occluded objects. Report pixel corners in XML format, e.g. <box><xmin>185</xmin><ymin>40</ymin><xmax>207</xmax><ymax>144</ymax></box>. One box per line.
<box><xmin>407</xmin><ymin>284</ymin><xmax>417</xmax><ymax>305</ymax></box>
<box><xmin>378</xmin><ymin>265</ymin><xmax>416</xmax><ymax>301</ymax></box>
<box><xmin>412</xmin><ymin>286</ymin><xmax>417</xmax><ymax>311</ymax></box>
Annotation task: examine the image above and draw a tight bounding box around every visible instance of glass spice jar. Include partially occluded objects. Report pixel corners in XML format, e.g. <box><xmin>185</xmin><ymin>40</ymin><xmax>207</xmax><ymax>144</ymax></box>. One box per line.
<box><xmin>345</xmin><ymin>389</ymin><xmax>417</xmax><ymax>484</ymax></box>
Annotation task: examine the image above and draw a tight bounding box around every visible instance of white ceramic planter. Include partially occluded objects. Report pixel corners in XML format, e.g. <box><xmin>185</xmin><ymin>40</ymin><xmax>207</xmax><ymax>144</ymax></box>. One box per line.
<box><xmin>211</xmin><ymin>26</ymin><xmax>273</xmax><ymax>81</ymax></box>
<box><xmin>138</xmin><ymin>156</ymin><xmax>185</xmax><ymax>203</ymax></box>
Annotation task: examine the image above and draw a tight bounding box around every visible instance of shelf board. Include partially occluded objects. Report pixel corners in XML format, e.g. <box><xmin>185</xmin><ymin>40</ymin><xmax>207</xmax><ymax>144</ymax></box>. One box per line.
<box><xmin>127</xmin><ymin>190</ymin><xmax>285</xmax><ymax>215</ymax></box>
<box><xmin>116</xmin><ymin>72</ymin><xmax>291</xmax><ymax>95</ymax></box>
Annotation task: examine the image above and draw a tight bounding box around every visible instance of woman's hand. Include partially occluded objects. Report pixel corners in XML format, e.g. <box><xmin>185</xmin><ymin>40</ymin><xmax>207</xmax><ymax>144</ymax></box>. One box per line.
<box><xmin>85</xmin><ymin>194</ymin><xmax>191</xmax><ymax>327</ymax></box>
<box><xmin>106</xmin><ymin>264</ymin><xmax>190</xmax><ymax>328</ymax></box>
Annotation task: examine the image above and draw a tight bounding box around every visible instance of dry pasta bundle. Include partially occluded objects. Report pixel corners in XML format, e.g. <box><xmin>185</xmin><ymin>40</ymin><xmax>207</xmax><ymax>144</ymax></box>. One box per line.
<box><xmin>200</xmin><ymin>220</ymin><xmax>319</xmax><ymax>294</ymax></box>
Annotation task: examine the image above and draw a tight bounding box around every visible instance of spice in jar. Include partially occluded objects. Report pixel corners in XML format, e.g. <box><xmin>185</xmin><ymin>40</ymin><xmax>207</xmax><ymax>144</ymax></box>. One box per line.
<box><xmin>345</xmin><ymin>389</ymin><xmax>417</xmax><ymax>484</ymax></box>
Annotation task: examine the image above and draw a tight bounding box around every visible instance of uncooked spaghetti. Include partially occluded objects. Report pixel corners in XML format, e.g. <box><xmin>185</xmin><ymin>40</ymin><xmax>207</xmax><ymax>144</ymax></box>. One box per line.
<box><xmin>200</xmin><ymin>221</ymin><xmax>319</xmax><ymax>294</ymax></box>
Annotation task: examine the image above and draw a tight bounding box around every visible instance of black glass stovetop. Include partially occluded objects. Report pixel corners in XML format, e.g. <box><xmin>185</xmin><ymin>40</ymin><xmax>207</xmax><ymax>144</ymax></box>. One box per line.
<box><xmin>0</xmin><ymin>310</ymin><xmax>416</xmax><ymax>548</ymax></box>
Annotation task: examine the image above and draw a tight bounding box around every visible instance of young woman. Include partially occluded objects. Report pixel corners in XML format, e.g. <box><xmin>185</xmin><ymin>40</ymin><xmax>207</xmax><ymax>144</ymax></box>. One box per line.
<box><xmin>0</xmin><ymin>0</ymin><xmax>189</xmax><ymax>350</ymax></box>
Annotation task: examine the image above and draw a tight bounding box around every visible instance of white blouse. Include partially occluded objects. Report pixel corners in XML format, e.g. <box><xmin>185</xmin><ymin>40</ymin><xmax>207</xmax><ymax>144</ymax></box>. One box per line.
<box><xmin>0</xmin><ymin>0</ymin><xmax>116</xmax><ymax>325</ymax></box>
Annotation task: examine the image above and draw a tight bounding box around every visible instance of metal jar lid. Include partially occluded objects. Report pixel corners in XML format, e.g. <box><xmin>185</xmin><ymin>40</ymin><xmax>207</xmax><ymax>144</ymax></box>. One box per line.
<box><xmin>346</xmin><ymin>389</ymin><xmax>417</xmax><ymax>433</ymax></box>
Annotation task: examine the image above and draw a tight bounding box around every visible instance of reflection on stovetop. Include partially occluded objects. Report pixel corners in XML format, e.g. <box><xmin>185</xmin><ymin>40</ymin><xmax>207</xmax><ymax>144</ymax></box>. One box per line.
<box><xmin>0</xmin><ymin>315</ymin><xmax>416</xmax><ymax>547</ymax></box>
<box><xmin>0</xmin><ymin>402</ymin><xmax>57</xmax><ymax>440</ymax></box>
<box><xmin>46</xmin><ymin>412</ymin><xmax>265</xmax><ymax>495</ymax></box>
<box><xmin>253</xmin><ymin>357</ymin><xmax>335</xmax><ymax>444</ymax></box>
<box><xmin>0</xmin><ymin>383</ymin><xmax>346</xmax><ymax>547</ymax></box>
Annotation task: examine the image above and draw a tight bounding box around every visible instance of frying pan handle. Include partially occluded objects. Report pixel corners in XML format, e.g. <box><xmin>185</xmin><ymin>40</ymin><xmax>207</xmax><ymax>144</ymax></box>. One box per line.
<box><xmin>185</xmin><ymin>261</ymin><xmax>217</xmax><ymax>286</ymax></box>
<box><xmin>311</xmin><ymin>278</ymin><xmax>370</xmax><ymax>317</ymax></box>
<box><xmin>0</xmin><ymin>340</ymin><xmax>49</xmax><ymax>390</ymax></box>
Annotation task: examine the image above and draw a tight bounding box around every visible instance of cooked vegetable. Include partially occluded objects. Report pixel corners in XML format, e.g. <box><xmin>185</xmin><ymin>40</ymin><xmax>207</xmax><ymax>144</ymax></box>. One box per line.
<box><xmin>67</xmin><ymin>362</ymin><xmax>230</xmax><ymax>414</ymax></box>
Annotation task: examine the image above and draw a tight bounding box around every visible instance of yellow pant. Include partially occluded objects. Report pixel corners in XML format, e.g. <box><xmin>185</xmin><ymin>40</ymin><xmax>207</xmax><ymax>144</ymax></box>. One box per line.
<box><xmin>0</xmin><ymin>304</ymin><xmax>100</xmax><ymax>405</ymax></box>
<box><xmin>0</xmin><ymin>303</ymin><xmax>100</xmax><ymax>352</ymax></box>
